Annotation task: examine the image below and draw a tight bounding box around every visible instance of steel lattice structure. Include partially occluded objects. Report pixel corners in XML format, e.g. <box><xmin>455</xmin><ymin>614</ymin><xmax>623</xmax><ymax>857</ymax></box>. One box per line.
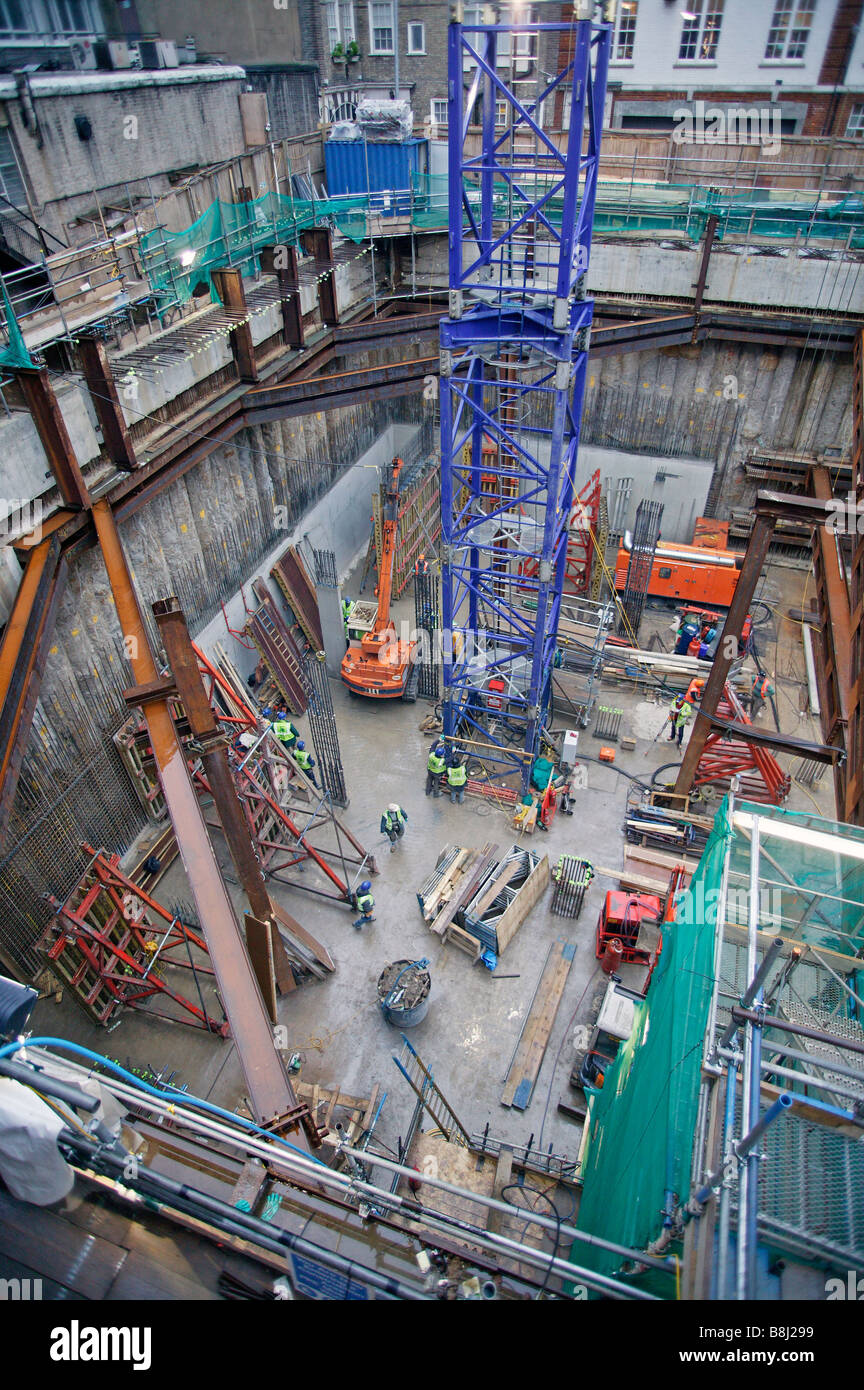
<box><xmin>440</xmin><ymin>4</ymin><xmax>611</xmax><ymax>786</ymax></box>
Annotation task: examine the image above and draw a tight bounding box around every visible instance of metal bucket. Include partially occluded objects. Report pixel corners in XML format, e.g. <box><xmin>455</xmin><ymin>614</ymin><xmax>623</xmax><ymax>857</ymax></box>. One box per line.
<box><xmin>377</xmin><ymin>958</ymin><xmax>431</xmax><ymax>1027</ymax></box>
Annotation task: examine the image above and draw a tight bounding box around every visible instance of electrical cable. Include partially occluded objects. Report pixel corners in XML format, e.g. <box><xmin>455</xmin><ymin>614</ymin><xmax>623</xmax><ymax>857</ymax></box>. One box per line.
<box><xmin>500</xmin><ymin>1181</ymin><xmax>563</xmax><ymax>1299</ymax></box>
<box><xmin>0</xmin><ymin>1037</ymin><xmax>329</xmax><ymax>1168</ymax></box>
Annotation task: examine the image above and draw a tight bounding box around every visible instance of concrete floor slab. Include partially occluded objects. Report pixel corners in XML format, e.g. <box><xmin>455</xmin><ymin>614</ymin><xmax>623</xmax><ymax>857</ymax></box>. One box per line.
<box><xmin>29</xmin><ymin>560</ymin><xmax>834</xmax><ymax>1181</ymax></box>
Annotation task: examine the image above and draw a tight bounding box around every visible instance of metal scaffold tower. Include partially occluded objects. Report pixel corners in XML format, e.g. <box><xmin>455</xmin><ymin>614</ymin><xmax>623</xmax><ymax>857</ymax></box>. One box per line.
<box><xmin>440</xmin><ymin>2</ymin><xmax>612</xmax><ymax>786</ymax></box>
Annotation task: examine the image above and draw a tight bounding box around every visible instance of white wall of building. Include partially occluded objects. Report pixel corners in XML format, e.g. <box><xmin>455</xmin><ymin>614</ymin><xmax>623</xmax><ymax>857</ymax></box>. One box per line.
<box><xmin>608</xmin><ymin>0</ymin><xmax>846</xmax><ymax>92</ymax></box>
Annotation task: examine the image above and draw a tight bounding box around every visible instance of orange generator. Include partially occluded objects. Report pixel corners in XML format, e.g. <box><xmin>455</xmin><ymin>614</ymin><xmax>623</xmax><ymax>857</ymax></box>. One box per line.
<box><xmin>614</xmin><ymin>519</ymin><xmax>742</xmax><ymax>608</ymax></box>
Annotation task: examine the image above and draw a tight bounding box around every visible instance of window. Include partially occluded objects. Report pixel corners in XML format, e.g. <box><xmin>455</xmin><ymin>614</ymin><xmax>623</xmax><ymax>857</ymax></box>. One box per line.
<box><xmin>678</xmin><ymin>0</ymin><xmax>724</xmax><ymax>60</ymax></box>
<box><xmin>463</xmin><ymin>4</ymin><xmax>537</xmax><ymax>66</ymax></box>
<box><xmin>764</xmin><ymin>0</ymin><xmax>815</xmax><ymax>60</ymax></box>
<box><xmin>368</xmin><ymin>0</ymin><xmax>394</xmax><ymax>54</ymax></box>
<box><xmin>0</xmin><ymin>0</ymin><xmax>102</xmax><ymax>36</ymax></box>
<box><xmin>495</xmin><ymin>99</ymin><xmax>508</xmax><ymax>128</ymax></box>
<box><xmin>0</xmin><ymin>130</ymin><xmax>25</xmax><ymax>208</ymax></box>
<box><xmin>431</xmin><ymin>99</ymin><xmax>448</xmax><ymax>127</ymax></box>
<box><xmin>326</xmin><ymin>1</ymin><xmax>356</xmax><ymax>51</ymax></box>
<box><xmin>612</xmin><ymin>0</ymin><xmax>638</xmax><ymax>60</ymax></box>
<box><xmin>407</xmin><ymin>20</ymin><xmax>424</xmax><ymax>54</ymax></box>
<box><xmin>845</xmin><ymin>104</ymin><xmax>864</xmax><ymax>138</ymax></box>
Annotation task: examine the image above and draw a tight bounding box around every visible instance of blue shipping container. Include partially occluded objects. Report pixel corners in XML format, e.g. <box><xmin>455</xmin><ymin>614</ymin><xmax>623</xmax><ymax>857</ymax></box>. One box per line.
<box><xmin>325</xmin><ymin>138</ymin><xmax>427</xmax><ymax>215</ymax></box>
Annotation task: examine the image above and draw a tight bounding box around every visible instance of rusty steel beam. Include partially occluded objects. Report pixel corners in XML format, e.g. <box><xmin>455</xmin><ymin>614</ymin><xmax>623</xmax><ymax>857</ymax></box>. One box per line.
<box><xmin>244</xmin><ymin>355</ymin><xmax>436</xmax><ymax>423</ymax></box>
<box><xmin>152</xmin><ymin>596</ymin><xmax>298</xmax><ymax>1019</ymax></box>
<box><xmin>809</xmin><ymin>463</ymin><xmax>852</xmax><ymax>816</ymax></box>
<box><xmin>675</xmin><ymin>488</ymin><xmax>864</xmax><ymax>802</ymax></box>
<box><xmin>261</xmin><ymin>244</ymin><xmax>305</xmax><ymax>350</ymax></box>
<box><xmin>704</xmin><ymin>714</ymin><xmax>841</xmax><ymax>764</ymax></box>
<box><xmin>90</xmin><ymin>499</ymin><xmax>313</xmax><ymax>1142</ymax></box>
<box><xmin>675</xmin><ymin>513</ymin><xmax>777</xmax><ymax>798</ymax></box>
<box><xmin>15</xmin><ymin>367</ymin><xmax>91</xmax><ymax>510</ymax></box>
<box><xmin>300</xmin><ymin>226</ymin><xmax>338</xmax><ymax>326</ymax></box>
<box><xmin>212</xmin><ymin>268</ymin><xmax>259</xmax><ymax>384</ymax></box>
<box><xmin>0</xmin><ymin>535</ymin><xmax>66</xmax><ymax>847</ymax></box>
<box><xmin>77</xmin><ymin>336</ymin><xmax>137</xmax><ymax>472</ymax></box>
<box><xmin>848</xmin><ymin>329</ymin><xmax>864</xmax><ymax>824</ymax></box>
<box><xmin>693</xmin><ymin>215</ymin><xmax>719</xmax><ymax>318</ymax></box>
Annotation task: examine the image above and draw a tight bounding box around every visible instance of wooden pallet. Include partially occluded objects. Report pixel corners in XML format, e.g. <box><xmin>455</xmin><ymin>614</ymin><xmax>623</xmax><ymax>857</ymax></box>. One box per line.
<box><xmin>501</xmin><ymin>938</ymin><xmax>576</xmax><ymax>1111</ymax></box>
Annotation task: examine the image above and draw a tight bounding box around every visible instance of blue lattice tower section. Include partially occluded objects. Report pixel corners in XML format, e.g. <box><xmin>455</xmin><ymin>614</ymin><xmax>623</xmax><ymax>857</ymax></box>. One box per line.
<box><xmin>440</xmin><ymin>3</ymin><xmax>611</xmax><ymax>788</ymax></box>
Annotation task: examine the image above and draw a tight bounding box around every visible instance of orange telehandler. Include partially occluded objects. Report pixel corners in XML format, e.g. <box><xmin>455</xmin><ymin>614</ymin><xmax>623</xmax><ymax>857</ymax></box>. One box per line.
<box><xmin>341</xmin><ymin>457</ymin><xmax>418</xmax><ymax>700</ymax></box>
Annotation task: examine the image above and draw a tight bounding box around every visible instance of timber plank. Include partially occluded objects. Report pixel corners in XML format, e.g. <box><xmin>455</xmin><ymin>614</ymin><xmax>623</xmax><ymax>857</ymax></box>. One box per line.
<box><xmin>501</xmin><ymin>939</ymin><xmax>576</xmax><ymax>1110</ymax></box>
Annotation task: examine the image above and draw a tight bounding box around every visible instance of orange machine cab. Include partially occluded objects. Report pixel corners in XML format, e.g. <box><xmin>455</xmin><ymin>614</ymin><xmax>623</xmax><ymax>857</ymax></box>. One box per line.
<box><xmin>614</xmin><ymin>530</ymin><xmax>741</xmax><ymax>608</ymax></box>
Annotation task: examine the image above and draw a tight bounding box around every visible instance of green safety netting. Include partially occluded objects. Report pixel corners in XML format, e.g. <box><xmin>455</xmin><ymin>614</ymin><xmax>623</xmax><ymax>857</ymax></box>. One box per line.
<box><xmin>417</xmin><ymin>172</ymin><xmax>864</xmax><ymax>245</ymax></box>
<box><xmin>139</xmin><ymin>190</ymin><xmax>371</xmax><ymax>308</ymax></box>
<box><xmin>0</xmin><ymin>281</ymin><xmax>36</xmax><ymax>368</ymax></box>
<box><xmin>136</xmin><ymin>176</ymin><xmax>864</xmax><ymax>313</ymax></box>
<box><xmin>573</xmin><ymin>792</ymin><xmax>864</xmax><ymax>1293</ymax></box>
<box><xmin>573</xmin><ymin>795</ymin><xmax>733</xmax><ymax>1290</ymax></box>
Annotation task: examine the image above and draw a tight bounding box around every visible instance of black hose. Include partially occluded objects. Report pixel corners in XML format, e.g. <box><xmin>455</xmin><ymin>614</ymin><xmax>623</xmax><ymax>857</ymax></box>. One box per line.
<box><xmin>650</xmin><ymin>761</ymin><xmax>685</xmax><ymax>791</ymax></box>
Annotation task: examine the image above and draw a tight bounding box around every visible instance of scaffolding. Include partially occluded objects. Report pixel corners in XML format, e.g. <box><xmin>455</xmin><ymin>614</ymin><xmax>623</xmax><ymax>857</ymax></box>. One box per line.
<box><xmin>576</xmin><ymin>795</ymin><xmax>864</xmax><ymax>1297</ymax></box>
<box><xmin>440</xmin><ymin>9</ymin><xmax>611</xmax><ymax>787</ymax></box>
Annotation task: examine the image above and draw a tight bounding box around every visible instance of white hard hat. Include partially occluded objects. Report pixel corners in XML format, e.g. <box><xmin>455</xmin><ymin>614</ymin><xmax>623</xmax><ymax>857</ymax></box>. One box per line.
<box><xmin>389</xmin><ymin>802</ymin><xmax>400</xmax><ymax>813</ymax></box>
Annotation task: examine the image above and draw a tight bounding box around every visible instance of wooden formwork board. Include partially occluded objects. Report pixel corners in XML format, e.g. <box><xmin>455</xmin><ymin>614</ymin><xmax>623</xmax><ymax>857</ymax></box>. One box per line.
<box><xmin>494</xmin><ymin>854</ymin><xmax>550</xmax><ymax>955</ymax></box>
<box><xmin>271</xmin><ymin>546</ymin><xmax>323</xmax><ymax>649</ymax></box>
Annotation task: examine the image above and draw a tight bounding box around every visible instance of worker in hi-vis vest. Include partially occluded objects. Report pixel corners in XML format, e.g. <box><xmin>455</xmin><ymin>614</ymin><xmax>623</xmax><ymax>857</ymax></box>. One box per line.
<box><xmin>381</xmin><ymin>802</ymin><xmax>408</xmax><ymax>851</ymax></box>
<box><xmin>271</xmin><ymin>712</ymin><xmax>299</xmax><ymax>751</ymax></box>
<box><xmin>668</xmin><ymin>694</ymin><xmax>693</xmax><ymax>749</ymax></box>
<box><xmin>341</xmin><ymin>597</ymin><xmax>352</xmax><ymax>642</ymax></box>
<box><xmin>426</xmin><ymin>744</ymin><xmax>446</xmax><ymax>797</ymax></box>
<box><xmin>749</xmin><ymin>672</ymin><xmax>775</xmax><ymax>718</ymax></box>
<box><xmin>292</xmin><ymin>740</ymin><xmax>318</xmax><ymax>787</ymax></box>
<box><xmin>446</xmin><ymin>758</ymin><xmax>468</xmax><ymax>804</ymax></box>
<box><xmin>353</xmin><ymin>880</ymin><xmax>375</xmax><ymax>931</ymax></box>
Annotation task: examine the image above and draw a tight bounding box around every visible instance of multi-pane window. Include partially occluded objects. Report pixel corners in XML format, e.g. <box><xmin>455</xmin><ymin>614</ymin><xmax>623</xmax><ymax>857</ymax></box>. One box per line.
<box><xmin>369</xmin><ymin>0</ymin><xmax>394</xmax><ymax>54</ymax></box>
<box><xmin>613</xmin><ymin>0</ymin><xmax>638</xmax><ymax>60</ymax></box>
<box><xmin>678</xmin><ymin>0</ymin><xmax>724</xmax><ymax>60</ymax></box>
<box><xmin>431</xmin><ymin>99</ymin><xmax>448</xmax><ymax>127</ymax></box>
<box><xmin>764</xmin><ymin>0</ymin><xmax>815</xmax><ymax>60</ymax></box>
<box><xmin>463</xmin><ymin>4</ymin><xmax>537</xmax><ymax>65</ymax></box>
<box><xmin>495</xmin><ymin>99</ymin><xmax>508</xmax><ymax>128</ymax></box>
<box><xmin>407</xmin><ymin>21</ymin><xmax>424</xmax><ymax>54</ymax></box>
<box><xmin>0</xmin><ymin>130</ymin><xmax>25</xmax><ymax>208</ymax></box>
<box><xmin>326</xmin><ymin>1</ymin><xmax>356</xmax><ymax>50</ymax></box>
<box><xmin>0</xmin><ymin>0</ymin><xmax>102</xmax><ymax>36</ymax></box>
<box><xmin>845</xmin><ymin>104</ymin><xmax>864</xmax><ymax>138</ymax></box>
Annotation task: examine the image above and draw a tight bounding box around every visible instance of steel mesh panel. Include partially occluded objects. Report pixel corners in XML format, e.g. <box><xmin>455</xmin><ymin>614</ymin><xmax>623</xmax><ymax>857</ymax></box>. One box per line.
<box><xmin>730</xmin><ymin>1099</ymin><xmax>864</xmax><ymax>1266</ymax></box>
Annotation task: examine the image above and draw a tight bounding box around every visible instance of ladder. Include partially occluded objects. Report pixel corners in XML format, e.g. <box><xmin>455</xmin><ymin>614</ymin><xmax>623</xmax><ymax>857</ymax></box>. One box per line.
<box><xmin>252</xmin><ymin>603</ymin><xmax>308</xmax><ymax>697</ymax></box>
<box><xmin>392</xmin><ymin>1034</ymin><xmax>470</xmax><ymax>1146</ymax></box>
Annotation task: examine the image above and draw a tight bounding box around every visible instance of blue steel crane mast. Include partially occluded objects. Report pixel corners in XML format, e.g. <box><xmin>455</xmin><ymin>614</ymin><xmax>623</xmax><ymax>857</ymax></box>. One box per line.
<box><xmin>439</xmin><ymin>2</ymin><xmax>611</xmax><ymax>788</ymax></box>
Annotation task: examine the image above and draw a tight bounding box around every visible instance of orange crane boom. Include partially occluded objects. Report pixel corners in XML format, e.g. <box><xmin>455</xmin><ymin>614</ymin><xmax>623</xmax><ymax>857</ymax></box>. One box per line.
<box><xmin>340</xmin><ymin>458</ymin><xmax>417</xmax><ymax>700</ymax></box>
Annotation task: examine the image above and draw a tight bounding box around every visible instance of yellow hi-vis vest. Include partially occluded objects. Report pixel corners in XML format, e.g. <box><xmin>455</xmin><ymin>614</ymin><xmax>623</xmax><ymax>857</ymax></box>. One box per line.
<box><xmin>447</xmin><ymin>763</ymin><xmax>467</xmax><ymax>787</ymax></box>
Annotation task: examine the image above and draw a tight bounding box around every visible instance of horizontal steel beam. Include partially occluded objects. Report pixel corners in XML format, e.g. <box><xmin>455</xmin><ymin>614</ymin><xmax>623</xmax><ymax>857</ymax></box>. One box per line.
<box><xmin>706</xmin><ymin>714</ymin><xmax>842</xmax><ymax>764</ymax></box>
<box><xmin>244</xmin><ymin>356</ymin><xmax>436</xmax><ymax>422</ymax></box>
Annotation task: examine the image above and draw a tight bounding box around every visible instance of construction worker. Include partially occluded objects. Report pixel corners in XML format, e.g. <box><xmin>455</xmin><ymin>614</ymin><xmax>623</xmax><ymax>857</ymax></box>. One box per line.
<box><xmin>342</xmin><ymin>596</ymin><xmax>353</xmax><ymax>642</ymax></box>
<box><xmin>685</xmin><ymin>677</ymin><xmax>705</xmax><ymax>704</ymax></box>
<box><xmin>426</xmin><ymin>743</ymin><xmax>446</xmax><ymax>797</ymax></box>
<box><xmin>272</xmin><ymin>711</ymin><xmax>299</xmax><ymax>751</ymax></box>
<box><xmin>668</xmin><ymin>693</ymin><xmax>694</xmax><ymax>749</ymax></box>
<box><xmin>381</xmin><ymin>802</ymin><xmax>408</xmax><ymax>850</ymax></box>
<box><xmin>414</xmin><ymin>553</ymin><xmax>429</xmax><ymax>576</ymax></box>
<box><xmin>446</xmin><ymin>757</ymin><xmax>468</xmax><ymax>804</ymax></box>
<box><xmin>293</xmin><ymin>740</ymin><xmax>318</xmax><ymax>787</ymax></box>
<box><xmin>247</xmin><ymin>657</ymin><xmax>268</xmax><ymax>690</ymax></box>
<box><xmin>353</xmin><ymin>880</ymin><xmax>375</xmax><ymax>931</ymax></box>
<box><xmin>748</xmin><ymin>672</ymin><xmax>775</xmax><ymax>719</ymax></box>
